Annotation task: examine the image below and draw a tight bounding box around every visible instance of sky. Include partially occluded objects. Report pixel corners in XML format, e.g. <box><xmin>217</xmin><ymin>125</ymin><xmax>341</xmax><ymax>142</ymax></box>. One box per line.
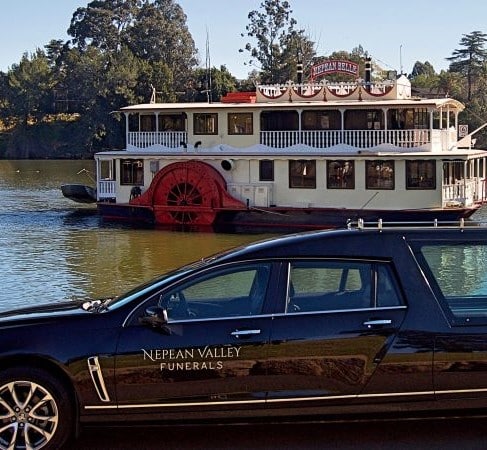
<box><xmin>1</xmin><ymin>0</ymin><xmax>487</xmax><ymax>79</ymax></box>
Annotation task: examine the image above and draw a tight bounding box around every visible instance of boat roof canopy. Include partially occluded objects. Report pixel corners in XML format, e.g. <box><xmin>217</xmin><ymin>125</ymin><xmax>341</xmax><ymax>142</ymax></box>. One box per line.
<box><xmin>120</xmin><ymin>97</ymin><xmax>464</xmax><ymax>114</ymax></box>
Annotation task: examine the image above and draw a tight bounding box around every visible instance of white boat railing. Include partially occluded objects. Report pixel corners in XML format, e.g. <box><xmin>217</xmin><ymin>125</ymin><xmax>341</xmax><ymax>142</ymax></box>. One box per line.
<box><xmin>97</xmin><ymin>180</ymin><xmax>116</xmax><ymax>199</ymax></box>
<box><xmin>260</xmin><ymin>129</ymin><xmax>431</xmax><ymax>149</ymax></box>
<box><xmin>128</xmin><ymin>131</ymin><xmax>188</xmax><ymax>149</ymax></box>
<box><xmin>124</xmin><ymin>129</ymin><xmax>437</xmax><ymax>150</ymax></box>
<box><xmin>442</xmin><ymin>178</ymin><xmax>484</xmax><ymax>206</ymax></box>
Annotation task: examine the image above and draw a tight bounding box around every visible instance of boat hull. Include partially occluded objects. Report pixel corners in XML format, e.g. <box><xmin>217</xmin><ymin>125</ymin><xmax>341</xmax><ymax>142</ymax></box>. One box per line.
<box><xmin>97</xmin><ymin>202</ymin><xmax>482</xmax><ymax>233</ymax></box>
<box><xmin>61</xmin><ymin>184</ymin><xmax>97</xmax><ymax>204</ymax></box>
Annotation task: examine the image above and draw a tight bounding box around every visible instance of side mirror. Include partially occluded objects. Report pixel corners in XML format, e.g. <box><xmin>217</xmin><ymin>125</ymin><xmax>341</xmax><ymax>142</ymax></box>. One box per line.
<box><xmin>139</xmin><ymin>306</ymin><xmax>169</xmax><ymax>330</ymax></box>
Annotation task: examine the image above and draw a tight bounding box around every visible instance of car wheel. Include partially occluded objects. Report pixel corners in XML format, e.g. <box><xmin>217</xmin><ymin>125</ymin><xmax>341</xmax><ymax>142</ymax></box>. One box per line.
<box><xmin>0</xmin><ymin>366</ymin><xmax>74</xmax><ymax>450</ymax></box>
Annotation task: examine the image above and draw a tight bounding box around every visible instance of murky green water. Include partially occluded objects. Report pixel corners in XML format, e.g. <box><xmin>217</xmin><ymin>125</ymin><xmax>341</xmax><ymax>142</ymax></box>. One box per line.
<box><xmin>0</xmin><ymin>160</ymin><xmax>269</xmax><ymax>311</ymax></box>
<box><xmin>1</xmin><ymin>159</ymin><xmax>486</xmax><ymax>312</ymax></box>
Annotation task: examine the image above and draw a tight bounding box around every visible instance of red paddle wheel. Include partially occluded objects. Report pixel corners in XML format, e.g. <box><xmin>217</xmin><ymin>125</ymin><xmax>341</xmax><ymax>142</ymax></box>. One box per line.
<box><xmin>130</xmin><ymin>160</ymin><xmax>245</xmax><ymax>226</ymax></box>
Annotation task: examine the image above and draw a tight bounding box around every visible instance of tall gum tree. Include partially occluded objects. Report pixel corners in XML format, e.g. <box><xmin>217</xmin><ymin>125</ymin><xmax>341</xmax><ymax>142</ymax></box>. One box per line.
<box><xmin>241</xmin><ymin>0</ymin><xmax>315</xmax><ymax>84</ymax></box>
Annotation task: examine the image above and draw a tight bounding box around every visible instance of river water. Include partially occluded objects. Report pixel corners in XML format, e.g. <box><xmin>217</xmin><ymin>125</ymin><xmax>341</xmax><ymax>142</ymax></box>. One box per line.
<box><xmin>0</xmin><ymin>160</ymin><xmax>270</xmax><ymax>311</ymax></box>
<box><xmin>1</xmin><ymin>160</ymin><xmax>487</xmax><ymax>312</ymax></box>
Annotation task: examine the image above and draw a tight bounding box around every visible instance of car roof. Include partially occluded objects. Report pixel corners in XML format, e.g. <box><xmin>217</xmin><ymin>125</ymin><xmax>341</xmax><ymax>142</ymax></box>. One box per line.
<box><xmin>212</xmin><ymin>221</ymin><xmax>487</xmax><ymax>263</ymax></box>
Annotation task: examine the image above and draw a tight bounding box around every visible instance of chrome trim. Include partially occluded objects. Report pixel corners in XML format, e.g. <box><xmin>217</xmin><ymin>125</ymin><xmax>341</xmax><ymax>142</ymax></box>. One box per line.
<box><xmin>363</xmin><ymin>319</ymin><xmax>393</xmax><ymax>327</ymax></box>
<box><xmin>231</xmin><ymin>329</ymin><xmax>262</xmax><ymax>337</ymax></box>
<box><xmin>84</xmin><ymin>387</ymin><xmax>487</xmax><ymax>411</ymax></box>
<box><xmin>285</xmin><ymin>262</ymin><xmax>292</xmax><ymax>313</ymax></box>
<box><xmin>167</xmin><ymin>313</ymin><xmax>276</xmax><ymax>323</ymax></box>
<box><xmin>276</xmin><ymin>305</ymin><xmax>407</xmax><ymax>317</ymax></box>
<box><xmin>146</xmin><ymin>305</ymin><xmax>406</xmax><ymax>324</ymax></box>
<box><xmin>87</xmin><ymin>356</ymin><xmax>111</xmax><ymax>402</ymax></box>
<box><xmin>436</xmin><ymin>388</ymin><xmax>487</xmax><ymax>395</ymax></box>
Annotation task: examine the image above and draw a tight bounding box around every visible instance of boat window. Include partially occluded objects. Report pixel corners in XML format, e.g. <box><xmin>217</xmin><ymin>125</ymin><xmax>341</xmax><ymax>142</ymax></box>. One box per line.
<box><xmin>121</xmin><ymin>159</ymin><xmax>144</xmax><ymax>186</ymax></box>
<box><xmin>159</xmin><ymin>114</ymin><xmax>185</xmax><ymax>131</ymax></box>
<box><xmin>128</xmin><ymin>113</ymin><xmax>140</xmax><ymax>132</ymax></box>
<box><xmin>100</xmin><ymin>160</ymin><xmax>115</xmax><ymax>181</ymax></box>
<box><xmin>406</xmin><ymin>160</ymin><xmax>436</xmax><ymax>189</ymax></box>
<box><xmin>259</xmin><ymin>160</ymin><xmax>274</xmax><ymax>181</ymax></box>
<box><xmin>344</xmin><ymin>109</ymin><xmax>383</xmax><ymax>130</ymax></box>
<box><xmin>194</xmin><ymin>113</ymin><xmax>218</xmax><ymax>135</ymax></box>
<box><xmin>260</xmin><ymin>111</ymin><xmax>299</xmax><ymax>131</ymax></box>
<box><xmin>327</xmin><ymin>160</ymin><xmax>355</xmax><ymax>189</ymax></box>
<box><xmin>417</xmin><ymin>244</ymin><xmax>487</xmax><ymax>325</ymax></box>
<box><xmin>140</xmin><ymin>114</ymin><xmax>156</xmax><ymax>132</ymax></box>
<box><xmin>302</xmin><ymin>110</ymin><xmax>341</xmax><ymax>130</ymax></box>
<box><xmin>289</xmin><ymin>160</ymin><xmax>316</xmax><ymax>189</ymax></box>
<box><xmin>365</xmin><ymin>160</ymin><xmax>395</xmax><ymax>190</ymax></box>
<box><xmin>388</xmin><ymin>108</ymin><xmax>429</xmax><ymax>130</ymax></box>
<box><xmin>228</xmin><ymin>113</ymin><xmax>253</xmax><ymax>135</ymax></box>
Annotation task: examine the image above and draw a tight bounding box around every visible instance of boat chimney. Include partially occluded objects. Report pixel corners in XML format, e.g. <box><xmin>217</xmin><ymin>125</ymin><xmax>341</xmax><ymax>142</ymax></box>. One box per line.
<box><xmin>297</xmin><ymin>60</ymin><xmax>303</xmax><ymax>85</ymax></box>
<box><xmin>365</xmin><ymin>57</ymin><xmax>372</xmax><ymax>90</ymax></box>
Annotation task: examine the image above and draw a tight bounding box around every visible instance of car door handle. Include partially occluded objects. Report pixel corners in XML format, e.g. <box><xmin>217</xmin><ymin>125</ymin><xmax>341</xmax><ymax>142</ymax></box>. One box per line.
<box><xmin>231</xmin><ymin>329</ymin><xmax>261</xmax><ymax>338</ymax></box>
<box><xmin>363</xmin><ymin>319</ymin><xmax>392</xmax><ymax>328</ymax></box>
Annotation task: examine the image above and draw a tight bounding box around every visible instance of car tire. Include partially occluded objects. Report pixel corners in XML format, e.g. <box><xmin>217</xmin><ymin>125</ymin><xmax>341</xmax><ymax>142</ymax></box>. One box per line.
<box><xmin>0</xmin><ymin>366</ymin><xmax>74</xmax><ymax>450</ymax></box>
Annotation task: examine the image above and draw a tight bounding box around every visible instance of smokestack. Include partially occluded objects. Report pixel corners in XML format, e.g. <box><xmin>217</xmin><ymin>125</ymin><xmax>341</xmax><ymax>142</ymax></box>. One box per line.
<box><xmin>297</xmin><ymin>61</ymin><xmax>303</xmax><ymax>84</ymax></box>
<box><xmin>365</xmin><ymin>57</ymin><xmax>372</xmax><ymax>87</ymax></box>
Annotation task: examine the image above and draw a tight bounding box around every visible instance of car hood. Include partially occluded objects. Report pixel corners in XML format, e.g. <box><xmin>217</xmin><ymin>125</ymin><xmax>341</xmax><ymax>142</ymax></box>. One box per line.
<box><xmin>0</xmin><ymin>300</ymin><xmax>87</xmax><ymax>323</ymax></box>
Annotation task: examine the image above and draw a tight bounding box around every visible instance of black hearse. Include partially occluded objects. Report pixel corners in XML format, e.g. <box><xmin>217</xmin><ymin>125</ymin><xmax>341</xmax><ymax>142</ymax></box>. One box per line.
<box><xmin>1</xmin><ymin>221</ymin><xmax>487</xmax><ymax>449</ymax></box>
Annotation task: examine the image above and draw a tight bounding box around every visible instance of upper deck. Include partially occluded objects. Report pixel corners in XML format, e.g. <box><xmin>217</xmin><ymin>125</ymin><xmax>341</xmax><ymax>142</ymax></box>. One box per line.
<box><xmin>118</xmin><ymin>76</ymin><xmax>468</xmax><ymax>155</ymax></box>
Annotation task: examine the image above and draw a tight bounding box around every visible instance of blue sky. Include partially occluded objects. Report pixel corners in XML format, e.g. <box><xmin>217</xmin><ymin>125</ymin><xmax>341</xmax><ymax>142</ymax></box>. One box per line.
<box><xmin>1</xmin><ymin>0</ymin><xmax>486</xmax><ymax>79</ymax></box>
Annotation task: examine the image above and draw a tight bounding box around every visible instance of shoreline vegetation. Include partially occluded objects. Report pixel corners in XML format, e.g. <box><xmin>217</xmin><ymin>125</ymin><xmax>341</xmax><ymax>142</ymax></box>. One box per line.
<box><xmin>2</xmin><ymin>1</ymin><xmax>487</xmax><ymax>159</ymax></box>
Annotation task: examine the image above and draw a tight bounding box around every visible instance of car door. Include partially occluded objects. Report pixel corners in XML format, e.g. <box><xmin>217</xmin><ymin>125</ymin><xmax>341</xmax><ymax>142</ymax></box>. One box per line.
<box><xmin>114</xmin><ymin>262</ymin><xmax>275</xmax><ymax>414</ymax></box>
<box><xmin>266</xmin><ymin>259</ymin><xmax>410</xmax><ymax>409</ymax></box>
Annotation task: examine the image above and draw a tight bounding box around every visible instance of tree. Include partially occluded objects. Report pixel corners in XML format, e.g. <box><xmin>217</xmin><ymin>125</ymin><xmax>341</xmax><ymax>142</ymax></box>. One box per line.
<box><xmin>62</xmin><ymin>0</ymin><xmax>199</xmax><ymax>152</ymax></box>
<box><xmin>408</xmin><ymin>61</ymin><xmax>439</xmax><ymax>90</ymax></box>
<box><xmin>68</xmin><ymin>0</ymin><xmax>197</xmax><ymax>99</ymax></box>
<box><xmin>5</xmin><ymin>50</ymin><xmax>55</xmax><ymax>124</ymax></box>
<box><xmin>190</xmin><ymin>65</ymin><xmax>238</xmax><ymax>102</ymax></box>
<box><xmin>410</xmin><ymin>61</ymin><xmax>436</xmax><ymax>79</ymax></box>
<box><xmin>447</xmin><ymin>31</ymin><xmax>487</xmax><ymax>101</ymax></box>
<box><xmin>437</xmin><ymin>70</ymin><xmax>464</xmax><ymax>98</ymax></box>
<box><xmin>68</xmin><ymin>0</ymin><xmax>140</xmax><ymax>52</ymax></box>
<box><xmin>125</xmin><ymin>0</ymin><xmax>198</xmax><ymax>94</ymax></box>
<box><xmin>241</xmin><ymin>0</ymin><xmax>315</xmax><ymax>83</ymax></box>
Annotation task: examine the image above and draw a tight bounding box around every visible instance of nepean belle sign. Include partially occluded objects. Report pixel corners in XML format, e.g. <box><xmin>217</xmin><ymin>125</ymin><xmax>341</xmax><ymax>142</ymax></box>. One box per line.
<box><xmin>310</xmin><ymin>59</ymin><xmax>359</xmax><ymax>80</ymax></box>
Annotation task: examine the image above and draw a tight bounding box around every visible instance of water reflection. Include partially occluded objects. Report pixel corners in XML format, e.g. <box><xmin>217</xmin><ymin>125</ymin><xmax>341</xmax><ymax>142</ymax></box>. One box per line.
<box><xmin>421</xmin><ymin>244</ymin><xmax>487</xmax><ymax>296</ymax></box>
<box><xmin>0</xmin><ymin>160</ymin><xmax>268</xmax><ymax>311</ymax></box>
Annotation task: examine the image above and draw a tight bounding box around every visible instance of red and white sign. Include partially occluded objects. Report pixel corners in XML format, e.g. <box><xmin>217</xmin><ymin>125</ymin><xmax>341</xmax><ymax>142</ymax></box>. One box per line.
<box><xmin>311</xmin><ymin>60</ymin><xmax>359</xmax><ymax>80</ymax></box>
<box><xmin>458</xmin><ymin>124</ymin><xmax>468</xmax><ymax>137</ymax></box>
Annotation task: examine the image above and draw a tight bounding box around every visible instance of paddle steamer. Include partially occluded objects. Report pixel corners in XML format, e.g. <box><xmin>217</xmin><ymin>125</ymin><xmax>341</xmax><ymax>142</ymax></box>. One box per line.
<box><xmin>92</xmin><ymin>60</ymin><xmax>487</xmax><ymax>231</ymax></box>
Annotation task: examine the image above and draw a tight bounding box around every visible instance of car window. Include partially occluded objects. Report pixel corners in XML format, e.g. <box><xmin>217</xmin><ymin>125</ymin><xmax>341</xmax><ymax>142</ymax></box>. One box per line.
<box><xmin>286</xmin><ymin>260</ymin><xmax>403</xmax><ymax>313</ymax></box>
<box><xmin>376</xmin><ymin>264</ymin><xmax>403</xmax><ymax>307</ymax></box>
<box><xmin>159</xmin><ymin>263</ymin><xmax>272</xmax><ymax>321</ymax></box>
<box><xmin>419</xmin><ymin>243</ymin><xmax>487</xmax><ymax>324</ymax></box>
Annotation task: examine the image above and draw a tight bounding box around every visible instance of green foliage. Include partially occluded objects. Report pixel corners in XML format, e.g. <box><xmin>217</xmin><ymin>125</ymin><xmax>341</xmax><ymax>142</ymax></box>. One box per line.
<box><xmin>410</xmin><ymin>61</ymin><xmax>436</xmax><ymax>79</ymax></box>
<box><xmin>0</xmin><ymin>0</ymin><xmax>199</xmax><ymax>158</ymax></box>
<box><xmin>242</xmin><ymin>0</ymin><xmax>316</xmax><ymax>83</ymax></box>
<box><xmin>125</xmin><ymin>0</ymin><xmax>198</xmax><ymax>93</ymax></box>
<box><xmin>447</xmin><ymin>31</ymin><xmax>487</xmax><ymax>101</ymax></box>
<box><xmin>68</xmin><ymin>0</ymin><xmax>141</xmax><ymax>51</ymax></box>
<box><xmin>2</xmin><ymin>3</ymin><xmax>487</xmax><ymax>158</ymax></box>
<box><xmin>4</xmin><ymin>50</ymin><xmax>55</xmax><ymax>123</ymax></box>
<box><xmin>189</xmin><ymin>66</ymin><xmax>238</xmax><ymax>102</ymax></box>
